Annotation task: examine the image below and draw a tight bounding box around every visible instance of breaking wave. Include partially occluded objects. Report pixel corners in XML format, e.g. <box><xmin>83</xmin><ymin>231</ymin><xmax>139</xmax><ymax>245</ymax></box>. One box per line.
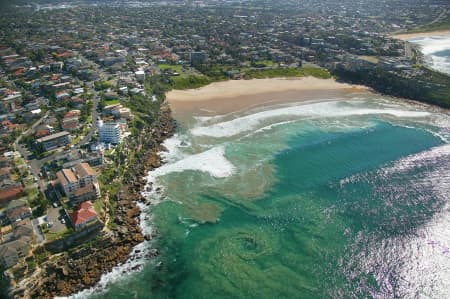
<box><xmin>191</xmin><ymin>100</ymin><xmax>431</xmax><ymax>138</ymax></box>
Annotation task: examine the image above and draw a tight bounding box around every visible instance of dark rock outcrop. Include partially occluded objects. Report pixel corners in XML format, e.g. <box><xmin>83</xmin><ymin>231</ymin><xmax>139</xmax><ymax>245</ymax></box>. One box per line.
<box><xmin>10</xmin><ymin>103</ymin><xmax>175</xmax><ymax>299</ymax></box>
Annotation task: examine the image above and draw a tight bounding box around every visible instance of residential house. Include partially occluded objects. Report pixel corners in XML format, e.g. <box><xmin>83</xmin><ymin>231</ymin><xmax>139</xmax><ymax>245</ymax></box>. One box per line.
<box><xmin>0</xmin><ymin>237</ymin><xmax>31</xmax><ymax>268</ymax></box>
<box><xmin>69</xmin><ymin>201</ymin><xmax>98</xmax><ymax>230</ymax></box>
<box><xmin>1</xmin><ymin>120</ymin><xmax>18</xmax><ymax>133</ymax></box>
<box><xmin>34</xmin><ymin>124</ymin><xmax>54</xmax><ymax>139</ymax></box>
<box><xmin>6</xmin><ymin>206</ymin><xmax>32</xmax><ymax>223</ymax></box>
<box><xmin>0</xmin><ymin>157</ymin><xmax>11</xmax><ymax>168</ymax></box>
<box><xmin>62</xmin><ymin>110</ymin><xmax>80</xmax><ymax>131</ymax></box>
<box><xmin>70</xmin><ymin>96</ymin><xmax>84</xmax><ymax>108</ymax></box>
<box><xmin>0</xmin><ymin>167</ymin><xmax>11</xmax><ymax>180</ymax></box>
<box><xmin>12</xmin><ymin>219</ymin><xmax>34</xmax><ymax>241</ymax></box>
<box><xmin>0</xmin><ymin>225</ymin><xmax>13</xmax><ymax>244</ymax></box>
<box><xmin>0</xmin><ymin>181</ymin><xmax>24</xmax><ymax>207</ymax></box>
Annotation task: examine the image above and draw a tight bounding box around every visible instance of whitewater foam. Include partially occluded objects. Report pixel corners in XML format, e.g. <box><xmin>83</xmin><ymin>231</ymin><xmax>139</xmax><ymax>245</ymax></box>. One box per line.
<box><xmin>409</xmin><ymin>34</ymin><xmax>450</xmax><ymax>74</ymax></box>
<box><xmin>191</xmin><ymin>101</ymin><xmax>431</xmax><ymax>138</ymax></box>
<box><xmin>150</xmin><ymin>146</ymin><xmax>235</xmax><ymax>180</ymax></box>
<box><xmin>142</xmin><ymin>145</ymin><xmax>235</xmax><ymax>201</ymax></box>
<box><xmin>60</xmin><ymin>240</ymin><xmax>154</xmax><ymax>299</ymax></box>
<box><xmin>409</xmin><ymin>35</ymin><xmax>450</xmax><ymax>55</ymax></box>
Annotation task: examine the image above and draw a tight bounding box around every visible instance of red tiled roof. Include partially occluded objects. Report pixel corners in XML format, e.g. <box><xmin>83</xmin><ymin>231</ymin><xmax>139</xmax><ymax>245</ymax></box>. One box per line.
<box><xmin>64</xmin><ymin>110</ymin><xmax>81</xmax><ymax>118</ymax></box>
<box><xmin>6</xmin><ymin>206</ymin><xmax>31</xmax><ymax>220</ymax></box>
<box><xmin>79</xmin><ymin>201</ymin><xmax>93</xmax><ymax>210</ymax></box>
<box><xmin>0</xmin><ymin>186</ymin><xmax>23</xmax><ymax>202</ymax></box>
<box><xmin>13</xmin><ymin>68</ymin><xmax>25</xmax><ymax>76</ymax></box>
<box><xmin>70</xmin><ymin>97</ymin><xmax>84</xmax><ymax>103</ymax></box>
<box><xmin>70</xmin><ymin>201</ymin><xmax>97</xmax><ymax>226</ymax></box>
<box><xmin>62</xmin><ymin>121</ymin><xmax>78</xmax><ymax>130</ymax></box>
<box><xmin>35</xmin><ymin>129</ymin><xmax>50</xmax><ymax>138</ymax></box>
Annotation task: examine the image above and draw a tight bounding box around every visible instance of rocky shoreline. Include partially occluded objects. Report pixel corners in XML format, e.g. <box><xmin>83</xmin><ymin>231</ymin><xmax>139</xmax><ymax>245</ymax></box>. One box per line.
<box><xmin>9</xmin><ymin>103</ymin><xmax>175</xmax><ymax>299</ymax></box>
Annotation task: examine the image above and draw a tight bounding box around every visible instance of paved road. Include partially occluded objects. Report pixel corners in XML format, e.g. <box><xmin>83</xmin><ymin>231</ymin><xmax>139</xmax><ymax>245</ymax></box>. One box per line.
<box><xmin>13</xmin><ymin>105</ymin><xmax>92</xmax><ymax>192</ymax></box>
<box><xmin>14</xmin><ymin>111</ymin><xmax>50</xmax><ymax>190</ymax></box>
<box><xmin>14</xmin><ymin>55</ymin><xmax>105</xmax><ymax>193</ymax></box>
<box><xmin>429</xmin><ymin>8</ymin><xmax>447</xmax><ymax>25</ymax></box>
<box><xmin>76</xmin><ymin>54</ymin><xmax>107</xmax><ymax>147</ymax></box>
<box><xmin>77</xmin><ymin>94</ymin><xmax>99</xmax><ymax>147</ymax></box>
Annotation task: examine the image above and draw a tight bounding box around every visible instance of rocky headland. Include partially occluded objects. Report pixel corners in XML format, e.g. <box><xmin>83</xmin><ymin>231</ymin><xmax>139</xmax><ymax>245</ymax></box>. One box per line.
<box><xmin>9</xmin><ymin>103</ymin><xmax>175</xmax><ymax>299</ymax></box>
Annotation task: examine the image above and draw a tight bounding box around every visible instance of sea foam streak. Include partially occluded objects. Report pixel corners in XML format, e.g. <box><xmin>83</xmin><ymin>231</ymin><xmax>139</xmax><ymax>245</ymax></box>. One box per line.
<box><xmin>191</xmin><ymin>101</ymin><xmax>430</xmax><ymax>138</ymax></box>
<box><xmin>143</xmin><ymin>145</ymin><xmax>235</xmax><ymax>199</ymax></box>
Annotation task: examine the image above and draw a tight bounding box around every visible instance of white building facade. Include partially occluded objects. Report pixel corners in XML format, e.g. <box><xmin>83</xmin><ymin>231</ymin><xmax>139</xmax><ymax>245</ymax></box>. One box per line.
<box><xmin>98</xmin><ymin>120</ymin><xmax>122</xmax><ymax>144</ymax></box>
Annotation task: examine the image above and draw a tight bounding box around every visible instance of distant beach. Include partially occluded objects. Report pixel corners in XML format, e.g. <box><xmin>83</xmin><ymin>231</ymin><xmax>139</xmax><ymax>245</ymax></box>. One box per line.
<box><xmin>391</xmin><ymin>30</ymin><xmax>450</xmax><ymax>40</ymax></box>
<box><xmin>167</xmin><ymin>77</ymin><xmax>367</xmax><ymax>115</ymax></box>
<box><xmin>393</xmin><ymin>30</ymin><xmax>450</xmax><ymax>75</ymax></box>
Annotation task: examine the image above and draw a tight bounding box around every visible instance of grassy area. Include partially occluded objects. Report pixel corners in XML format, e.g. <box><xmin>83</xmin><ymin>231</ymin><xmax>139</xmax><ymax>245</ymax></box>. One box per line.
<box><xmin>103</xmin><ymin>99</ymin><xmax>120</xmax><ymax>106</ymax></box>
<box><xmin>44</xmin><ymin>227</ymin><xmax>73</xmax><ymax>241</ymax></box>
<box><xmin>243</xmin><ymin>66</ymin><xmax>332</xmax><ymax>79</ymax></box>
<box><xmin>70</xmin><ymin>135</ymin><xmax>81</xmax><ymax>146</ymax></box>
<box><xmin>252</xmin><ymin>60</ymin><xmax>276</xmax><ymax>67</ymax></box>
<box><xmin>93</xmin><ymin>199</ymin><xmax>103</xmax><ymax>214</ymax></box>
<box><xmin>170</xmin><ymin>75</ymin><xmax>213</xmax><ymax>90</ymax></box>
<box><xmin>104</xmin><ymin>148</ymin><xmax>115</xmax><ymax>157</ymax></box>
<box><xmin>158</xmin><ymin>63</ymin><xmax>183</xmax><ymax>73</ymax></box>
<box><xmin>13</xmin><ymin>156</ymin><xmax>25</xmax><ymax>166</ymax></box>
<box><xmin>26</xmin><ymin>187</ymin><xmax>38</xmax><ymax>201</ymax></box>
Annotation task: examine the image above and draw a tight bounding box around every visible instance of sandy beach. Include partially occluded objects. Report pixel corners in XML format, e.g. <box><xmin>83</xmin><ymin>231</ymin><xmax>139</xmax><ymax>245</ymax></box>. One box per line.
<box><xmin>390</xmin><ymin>30</ymin><xmax>450</xmax><ymax>40</ymax></box>
<box><xmin>167</xmin><ymin>77</ymin><xmax>366</xmax><ymax>115</ymax></box>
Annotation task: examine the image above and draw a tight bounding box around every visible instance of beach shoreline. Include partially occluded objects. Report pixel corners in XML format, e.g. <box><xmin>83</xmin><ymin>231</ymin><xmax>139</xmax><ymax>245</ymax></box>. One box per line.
<box><xmin>390</xmin><ymin>29</ymin><xmax>450</xmax><ymax>40</ymax></box>
<box><xmin>167</xmin><ymin>77</ymin><xmax>367</xmax><ymax>115</ymax></box>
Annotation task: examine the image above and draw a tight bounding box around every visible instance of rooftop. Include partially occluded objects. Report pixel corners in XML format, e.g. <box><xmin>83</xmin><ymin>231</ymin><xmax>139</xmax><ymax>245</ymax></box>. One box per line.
<box><xmin>36</xmin><ymin>131</ymin><xmax>69</xmax><ymax>143</ymax></box>
<box><xmin>74</xmin><ymin>162</ymin><xmax>96</xmax><ymax>177</ymax></box>
<box><xmin>70</xmin><ymin>201</ymin><xmax>97</xmax><ymax>226</ymax></box>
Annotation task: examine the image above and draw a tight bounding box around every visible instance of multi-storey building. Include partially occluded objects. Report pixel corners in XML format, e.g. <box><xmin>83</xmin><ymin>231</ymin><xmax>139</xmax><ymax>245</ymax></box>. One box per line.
<box><xmin>98</xmin><ymin>120</ymin><xmax>122</xmax><ymax>144</ymax></box>
<box><xmin>35</xmin><ymin>131</ymin><xmax>70</xmax><ymax>151</ymax></box>
<box><xmin>56</xmin><ymin>163</ymin><xmax>100</xmax><ymax>205</ymax></box>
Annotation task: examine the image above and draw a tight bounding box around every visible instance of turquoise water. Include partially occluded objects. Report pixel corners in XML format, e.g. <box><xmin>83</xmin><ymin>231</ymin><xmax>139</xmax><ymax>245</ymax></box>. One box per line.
<box><xmin>80</xmin><ymin>96</ymin><xmax>450</xmax><ymax>299</ymax></box>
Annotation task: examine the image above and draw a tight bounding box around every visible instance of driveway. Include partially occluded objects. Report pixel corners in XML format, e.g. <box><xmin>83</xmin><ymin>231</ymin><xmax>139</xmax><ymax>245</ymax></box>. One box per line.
<box><xmin>31</xmin><ymin>218</ymin><xmax>45</xmax><ymax>244</ymax></box>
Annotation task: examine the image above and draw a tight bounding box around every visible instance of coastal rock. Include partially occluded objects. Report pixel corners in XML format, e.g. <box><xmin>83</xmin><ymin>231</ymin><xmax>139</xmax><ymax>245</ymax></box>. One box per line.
<box><xmin>10</xmin><ymin>103</ymin><xmax>175</xmax><ymax>299</ymax></box>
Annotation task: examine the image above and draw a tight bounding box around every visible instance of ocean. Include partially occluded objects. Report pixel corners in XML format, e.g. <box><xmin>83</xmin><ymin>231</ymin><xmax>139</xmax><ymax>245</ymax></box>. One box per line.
<box><xmin>70</xmin><ymin>90</ymin><xmax>450</xmax><ymax>299</ymax></box>
<box><xmin>408</xmin><ymin>33</ymin><xmax>450</xmax><ymax>74</ymax></box>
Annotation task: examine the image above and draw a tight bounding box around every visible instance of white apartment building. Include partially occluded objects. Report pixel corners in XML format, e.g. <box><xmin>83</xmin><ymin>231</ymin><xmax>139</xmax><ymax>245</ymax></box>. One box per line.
<box><xmin>98</xmin><ymin>120</ymin><xmax>122</xmax><ymax>144</ymax></box>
